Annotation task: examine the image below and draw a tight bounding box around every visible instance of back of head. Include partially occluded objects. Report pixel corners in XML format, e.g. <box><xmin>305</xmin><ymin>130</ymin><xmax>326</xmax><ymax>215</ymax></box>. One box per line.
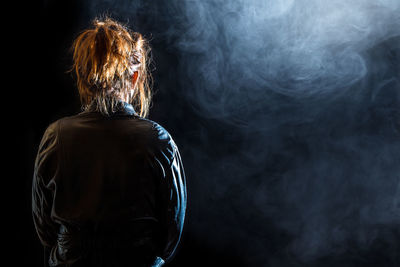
<box><xmin>71</xmin><ymin>17</ymin><xmax>152</xmax><ymax>117</ymax></box>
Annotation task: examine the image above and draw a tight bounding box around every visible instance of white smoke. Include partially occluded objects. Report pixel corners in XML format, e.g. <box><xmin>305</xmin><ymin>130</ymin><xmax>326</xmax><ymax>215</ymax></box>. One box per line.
<box><xmin>85</xmin><ymin>1</ymin><xmax>400</xmax><ymax>265</ymax></box>
<box><xmin>161</xmin><ymin>0</ymin><xmax>400</xmax><ymax>119</ymax></box>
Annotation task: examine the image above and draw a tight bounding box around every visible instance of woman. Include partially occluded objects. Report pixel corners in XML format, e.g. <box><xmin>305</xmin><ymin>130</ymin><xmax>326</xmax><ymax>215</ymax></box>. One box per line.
<box><xmin>32</xmin><ymin>17</ymin><xmax>186</xmax><ymax>267</ymax></box>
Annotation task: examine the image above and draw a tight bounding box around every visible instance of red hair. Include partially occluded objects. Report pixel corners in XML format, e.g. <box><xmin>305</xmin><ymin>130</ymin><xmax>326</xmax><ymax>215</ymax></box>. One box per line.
<box><xmin>71</xmin><ymin>17</ymin><xmax>152</xmax><ymax>117</ymax></box>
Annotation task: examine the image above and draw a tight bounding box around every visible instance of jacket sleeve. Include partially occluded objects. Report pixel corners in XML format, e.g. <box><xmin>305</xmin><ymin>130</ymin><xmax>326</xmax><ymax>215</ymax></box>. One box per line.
<box><xmin>152</xmin><ymin>128</ymin><xmax>187</xmax><ymax>265</ymax></box>
<box><xmin>32</xmin><ymin>122</ymin><xmax>60</xmax><ymax>247</ymax></box>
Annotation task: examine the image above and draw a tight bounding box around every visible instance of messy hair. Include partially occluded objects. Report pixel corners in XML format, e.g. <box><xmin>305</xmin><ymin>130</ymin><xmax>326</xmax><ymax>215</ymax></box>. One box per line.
<box><xmin>71</xmin><ymin>16</ymin><xmax>152</xmax><ymax>117</ymax></box>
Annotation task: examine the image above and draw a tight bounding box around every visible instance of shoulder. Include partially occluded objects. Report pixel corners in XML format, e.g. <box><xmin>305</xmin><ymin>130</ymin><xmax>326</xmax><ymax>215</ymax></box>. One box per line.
<box><xmin>37</xmin><ymin>120</ymin><xmax>61</xmax><ymax>159</ymax></box>
<box><xmin>40</xmin><ymin>113</ymin><xmax>91</xmax><ymax>143</ymax></box>
<box><xmin>42</xmin><ymin>115</ymin><xmax>77</xmax><ymax>139</ymax></box>
<box><xmin>140</xmin><ymin>117</ymin><xmax>177</xmax><ymax>146</ymax></box>
<box><xmin>41</xmin><ymin>119</ymin><xmax>61</xmax><ymax>141</ymax></box>
<box><xmin>137</xmin><ymin>117</ymin><xmax>178</xmax><ymax>162</ymax></box>
<box><xmin>146</xmin><ymin>118</ymin><xmax>174</xmax><ymax>142</ymax></box>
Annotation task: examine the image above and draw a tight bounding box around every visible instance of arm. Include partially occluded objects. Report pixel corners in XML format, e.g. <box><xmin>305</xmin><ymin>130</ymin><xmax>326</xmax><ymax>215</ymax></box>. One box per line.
<box><xmin>152</xmin><ymin>133</ymin><xmax>187</xmax><ymax>265</ymax></box>
<box><xmin>161</xmin><ymin>148</ymin><xmax>187</xmax><ymax>263</ymax></box>
<box><xmin>32</xmin><ymin>122</ymin><xmax>60</xmax><ymax>248</ymax></box>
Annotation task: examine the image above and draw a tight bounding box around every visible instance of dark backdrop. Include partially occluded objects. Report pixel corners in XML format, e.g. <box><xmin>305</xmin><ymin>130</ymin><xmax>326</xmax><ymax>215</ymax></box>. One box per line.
<box><xmin>14</xmin><ymin>1</ymin><xmax>399</xmax><ymax>266</ymax></box>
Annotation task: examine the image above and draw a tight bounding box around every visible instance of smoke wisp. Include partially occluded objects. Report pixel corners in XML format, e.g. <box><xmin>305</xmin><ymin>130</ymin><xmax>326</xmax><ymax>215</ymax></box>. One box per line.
<box><xmin>84</xmin><ymin>0</ymin><xmax>400</xmax><ymax>266</ymax></box>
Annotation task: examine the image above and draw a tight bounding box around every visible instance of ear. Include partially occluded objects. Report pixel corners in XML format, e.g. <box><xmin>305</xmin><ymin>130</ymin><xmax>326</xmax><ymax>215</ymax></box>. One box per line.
<box><xmin>132</xmin><ymin>71</ymin><xmax>139</xmax><ymax>87</ymax></box>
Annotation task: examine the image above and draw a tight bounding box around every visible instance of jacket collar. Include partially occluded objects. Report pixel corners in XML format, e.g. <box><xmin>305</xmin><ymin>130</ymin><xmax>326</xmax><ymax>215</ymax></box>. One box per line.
<box><xmin>119</xmin><ymin>101</ymin><xmax>137</xmax><ymax>116</ymax></box>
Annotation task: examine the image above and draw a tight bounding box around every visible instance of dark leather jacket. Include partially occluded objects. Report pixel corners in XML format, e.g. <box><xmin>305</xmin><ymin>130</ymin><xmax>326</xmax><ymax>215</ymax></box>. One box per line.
<box><xmin>32</xmin><ymin>102</ymin><xmax>186</xmax><ymax>267</ymax></box>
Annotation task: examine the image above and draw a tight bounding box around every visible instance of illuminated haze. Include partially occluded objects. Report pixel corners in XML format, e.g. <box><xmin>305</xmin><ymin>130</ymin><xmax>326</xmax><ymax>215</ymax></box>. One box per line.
<box><xmin>167</xmin><ymin>0</ymin><xmax>400</xmax><ymax>118</ymax></box>
<box><xmin>85</xmin><ymin>0</ymin><xmax>400</xmax><ymax>266</ymax></box>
